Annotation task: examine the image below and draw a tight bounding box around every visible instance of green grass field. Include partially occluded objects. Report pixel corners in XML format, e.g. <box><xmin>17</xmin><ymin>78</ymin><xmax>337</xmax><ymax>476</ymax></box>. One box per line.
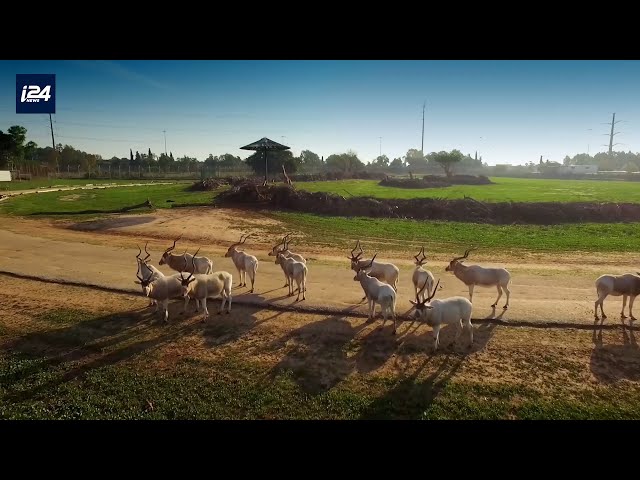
<box><xmin>267</xmin><ymin>212</ymin><xmax>640</xmax><ymax>254</ymax></box>
<box><xmin>0</xmin><ymin>183</ymin><xmax>220</xmax><ymax>216</ymax></box>
<box><xmin>295</xmin><ymin>177</ymin><xmax>640</xmax><ymax>203</ymax></box>
<box><xmin>1</xmin><ymin>307</ymin><xmax>638</xmax><ymax>420</ymax></box>
<box><xmin>0</xmin><ymin>178</ymin><xmax>184</xmax><ymax>192</ymax></box>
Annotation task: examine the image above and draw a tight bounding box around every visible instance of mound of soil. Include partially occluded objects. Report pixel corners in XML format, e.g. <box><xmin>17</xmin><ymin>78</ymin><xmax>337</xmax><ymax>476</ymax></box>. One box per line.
<box><xmin>289</xmin><ymin>171</ymin><xmax>388</xmax><ymax>182</ymax></box>
<box><xmin>379</xmin><ymin>175</ymin><xmax>493</xmax><ymax>189</ymax></box>
<box><xmin>189</xmin><ymin>176</ymin><xmax>260</xmax><ymax>191</ymax></box>
<box><xmin>215</xmin><ymin>183</ymin><xmax>640</xmax><ymax>225</ymax></box>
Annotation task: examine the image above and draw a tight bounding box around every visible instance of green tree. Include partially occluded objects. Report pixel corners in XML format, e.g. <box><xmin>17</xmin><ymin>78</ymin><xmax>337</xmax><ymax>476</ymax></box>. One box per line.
<box><xmin>404</xmin><ymin>148</ymin><xmax>426</xmax><ymax>168</ymax></box>
<box><xmin>325</xmin><ymin>151</ymin><xmax>365</xmax><ymax>173</ymax></box>
<box><xmin>372</xmin><ymin>154</ymin><xmax>389</xmax><ymax>167</ymax></box>
<box><xmin>428</xmin><ymin>149</ymin><xmax>465</xmax><ymax>177</ymax></box>
<box><xmin>390</xmin><ymin>157</ymin><xmax>404</xmax><ymax>170</ymax></box>
<box><xmin>299</xmin><ymin>150</ymin><xmax>323</xmax><ymax>168</ymax></box>
<box><xmin>245</xmin><ymin>150</ymin><xmax>299</xmax><ymax>176</ymax></box>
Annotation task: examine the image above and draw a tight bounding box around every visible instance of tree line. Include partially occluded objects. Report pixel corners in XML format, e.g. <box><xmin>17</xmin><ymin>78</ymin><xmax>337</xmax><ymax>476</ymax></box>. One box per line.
<box><xmin>4</xmin><ymin>123</ymin><xmax>637</xmax><ymax>177</ymax></box>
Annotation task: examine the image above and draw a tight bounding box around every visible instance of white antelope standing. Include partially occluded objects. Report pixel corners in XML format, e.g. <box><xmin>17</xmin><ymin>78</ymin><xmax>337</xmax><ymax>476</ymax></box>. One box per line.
<box><xmin>225</xmin><ymin>234</ymin><xmax>259</xmax><ymax>293</ymax></box>
<box><xmin>348</xmin><ymin>240</ymin><xmax>399</xmax><ymax>302</ymax></box>
<box><xmin>275</xmin><ymin>251</ymin><xmax>308</xmax><ymax>301</ymax></box>
<box><xmin>134</xmin><ymin>269</ymin><xmax>192</xmax><ymax>323</ymax></box>
<box><xmin>179</xmin><ymin>248</ymin><xmax>233</xmax><ymax>321</ymax></box>
<box><xmin>445</xmin><ymin>247</ymin><xmax>511</xmax><ymax>310</ymax></box>
<box><xmin>136</xmin><ymin>242</ymin><xmax>165</xmax><ymax>309</ymax></box>
<box><xmin>353</xmin><ymin>254</ymin><xmax>397</xmax><ymax>334</ymax></box>
<box><xmin>268</xmin><ymin>233</ymin><xmax>307</xmax><ymax>288</ymax></box>
<box><xmin>412</xmin><ymin>246</ymin><xmax>435</xmax><ymax>303</ymax></box>
<box><xmin>159</xmin><ymin>234</ymin><xmax>213</xmax><ymax>274</ymax></box>
<box><xmin>410</xmin><ymin>278</ymin><xmax>474</xmax><ymax>351</ymax></box>
<box><xmin>594</xmin><ymin>272</ymin><xmax>640</xmax><ymax>321</ymax></box>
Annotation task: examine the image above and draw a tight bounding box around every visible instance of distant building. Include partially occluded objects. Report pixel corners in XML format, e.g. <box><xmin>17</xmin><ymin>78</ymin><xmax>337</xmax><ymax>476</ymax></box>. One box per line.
<box><xmin>560</xmin><ymin>165</ymin><xmax>598</xmax><ymax>175</ymax></box>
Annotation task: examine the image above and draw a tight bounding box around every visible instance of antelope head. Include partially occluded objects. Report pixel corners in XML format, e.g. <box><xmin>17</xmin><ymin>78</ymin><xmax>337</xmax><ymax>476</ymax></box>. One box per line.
<box><xmin>410</xmin><ymin>278</ymin><xmax>440</xmax><ymax>319</ymax></box>
<box><xmin>226</xmin><ymin>234</ymin><xmax>252</xmax><ymax>257</ymax></box>
<box><xmin>353</xmin><ymin>254</ymin><xmax>376</xmax><ymax>281</ymax></box>
<box><xmin>159</xmin><ymin>234</ymin><xmax>182</xmax><ymax>265</ymax></box>
<box><xmin>446</xmin><ymin>247</ymin><xmax>476</xmax><ymax>272</ymax></box>
<box><xmin>268</xmin><ymin>232</ymin><xmax>292</xmax><ymax>256</ymax></box>
<box><xmin>348</xmin><ymin>240</ymin><xmax>365</xmax><ymax>271</ymax></box>
<box><xmin>413</xmin><ymin>246</ymin><xmax>428</xmax><ymax>267</ymax></box>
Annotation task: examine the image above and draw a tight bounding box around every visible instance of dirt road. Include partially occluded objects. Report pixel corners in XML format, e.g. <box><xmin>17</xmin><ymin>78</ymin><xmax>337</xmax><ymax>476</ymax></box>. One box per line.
<box><xmin>0</xmin><ymin>207</ymin><xmax>634</xmax><ymax>325</ymax></box>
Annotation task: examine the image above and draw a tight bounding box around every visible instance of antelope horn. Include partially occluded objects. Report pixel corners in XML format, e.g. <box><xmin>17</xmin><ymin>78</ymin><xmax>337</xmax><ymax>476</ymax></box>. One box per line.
<box><xmin>187</xmin><ymin>247</ymin><xmax>200</xmax><ymax>282</ymax></box>
<box><xmin>426</xmin><ymin>279</ymin><xmax>440</xmax><ymax>302</ymax></box>
<box><xmin>364</xmin><ymin>253</ymin><xmax>377</xmax><ymax>270</ymax></box>
<box><xmin>165</xmin><ymin>234</ymin><xmax>182</xmax><ymax>253</ymax></box>
<box><xmin>350</xmin><ymin>240</ymin><xmax>361</xmax><ymax>256</ymax></box>
<box><xmin>416</xmin><ymin>274</ymin><xmax>430</xmax><ymax>302</ymax></box>
<box><xmin>451</xmin><ymin>247</ymin><xmax>474</xmax><ymax>263</ymax></box>
<box><xmin>143</xmin><ymin>241</ymin><xmax>151</xmax><ymax>262</ymax></box>
<box><xmin>136</xmin><ymin>245</ymin><xmax>142</xmax><ymax>261</ymax></box>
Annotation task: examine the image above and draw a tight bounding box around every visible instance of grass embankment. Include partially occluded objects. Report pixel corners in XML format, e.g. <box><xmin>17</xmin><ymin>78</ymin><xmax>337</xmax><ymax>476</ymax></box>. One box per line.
<box><xmin>267</xmin><ymin>211</ymin><xmax>640</xmax><ymax>254</ymax></box>
<box><xmin>295</xmin><ymin>177</ymin><xmax>640</xmax><ymax>203</ymax></box>
<box><xmin>0</xmin><ymin>184</ymin><xmax>223</xmax><ymax>217</ymax></box>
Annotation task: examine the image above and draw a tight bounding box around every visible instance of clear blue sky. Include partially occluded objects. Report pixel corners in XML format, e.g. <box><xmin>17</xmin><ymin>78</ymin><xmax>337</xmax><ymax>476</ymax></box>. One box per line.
<box><xmin>1</xmin><ymin>60</ymin><xmax>638</xmax><ymax>165</ymax></box>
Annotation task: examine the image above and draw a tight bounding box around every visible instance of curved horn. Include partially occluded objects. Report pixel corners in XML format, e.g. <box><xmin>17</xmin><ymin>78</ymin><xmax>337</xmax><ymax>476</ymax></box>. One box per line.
<box><xmin>451</xmin><ymin>247</ymin><xmax>475</xmax><ymax>263</ymax></box>
<box><xmin>180</xmin><ymin>254</ymin><xmax>188</xmax><ymax>281</ymax></box>
<box><xmin>350</xmin><ymin>240</ymin><xmax>361</xmax><ymax>256</ymax></box>
<box><xmin>364</xmin><ymin>253</ymin><xmax>377</xmax><ymax>270</ymax></box>
<box><xmin>164</xmin><ymin>234</ymin><xmax>182</xmax><ymax>254</ymax></box>
<box><xmin>416</xmin><ymin>274</ymin><xmax>430</xmax><ymax>302</ymax></box>
<box><xmin>426</xmin><ymin>279</ymin><xmax>440</xmax><ymax>302</ymax></box>
<box><xmin>241</xmin><ymin>233</ymin><xmax>252</xmax><ymax>244</ymax></box>
<box><xmin>136</xmin><ymin>245</ymin><xmax>142</xmax><ymax>261</ymax></box>
<box><xmin>143</xmin><ymin>241</ymin><xmax>151</xmax><ymax>262</ymax></box>
<box><xmin>187</xmin><ymin>247</ymin><xmax>200</xmax><ymax>282</ymax></box>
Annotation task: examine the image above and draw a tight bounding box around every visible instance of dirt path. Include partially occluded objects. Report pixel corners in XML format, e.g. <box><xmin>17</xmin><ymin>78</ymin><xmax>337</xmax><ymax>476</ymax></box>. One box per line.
<box><xmin>0</xmin><ymin>208</ymin><xmax>635</xmax><ymax>325</ymax></box>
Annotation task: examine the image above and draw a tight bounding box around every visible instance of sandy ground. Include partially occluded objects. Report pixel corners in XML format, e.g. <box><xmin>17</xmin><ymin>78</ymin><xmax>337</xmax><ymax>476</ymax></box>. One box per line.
<box><xmin>2</xmin><ymin>275</ymin><xmax>639</xmax><ymax>397</ymax></box>
<box><xmin>1</xmin><ymin>206</ymin><xmax>638</xmax><ymax>326</ymax></box>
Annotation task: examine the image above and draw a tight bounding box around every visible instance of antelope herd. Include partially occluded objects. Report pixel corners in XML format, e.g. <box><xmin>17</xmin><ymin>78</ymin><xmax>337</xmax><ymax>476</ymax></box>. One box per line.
<box><xmin>134</xmin><ymin>234</ymin><xmax>638</xmax><ymax>350</ymax></box>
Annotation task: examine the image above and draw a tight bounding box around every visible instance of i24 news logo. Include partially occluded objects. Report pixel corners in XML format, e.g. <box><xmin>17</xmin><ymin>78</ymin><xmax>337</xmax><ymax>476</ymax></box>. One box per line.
<box><xmin>16</xmin><ymin>74</ymin><xmax>56</xmax><ymax>114</ymax></box>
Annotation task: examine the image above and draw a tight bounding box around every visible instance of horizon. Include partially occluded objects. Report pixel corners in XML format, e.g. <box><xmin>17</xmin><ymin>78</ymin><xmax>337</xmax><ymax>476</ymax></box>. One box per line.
<box><xmin>1</xmin><ymin>60</ymin><xmax>638</xmax><ymax>165</ymax></box>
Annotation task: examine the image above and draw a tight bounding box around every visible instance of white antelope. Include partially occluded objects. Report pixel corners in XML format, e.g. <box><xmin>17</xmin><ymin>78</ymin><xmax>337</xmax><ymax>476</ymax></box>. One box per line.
<box><xmin>134</xmin><ymin>269</ymin><xmax>192</xmax><ymax>323</ymax></box>
<box><xmin>225</xmin><ymin>234</ymin><xmax>259</xmax><ymax>293</ymax></box>
<box><xmin>410</xmin><ymin>279</ymin><xmax>474</xmax><ymax>351</ymax></box>
<box><xmin>136</xmin><ymin>242</ymin><xmax>165</xmax><ymax>308</ymax></box>
<box><xmin>268</xmin><ymin>233</ymin><xmax>307</xmax><ymax>288</ymax></box>
<box><xmin>275</xmin><ymin>251</ymin><xmax>308</xmax><ymax>301</ymax></box>
<box><xmin>445</xmin><ymin>248</ymin><xmax>511</xmax><ymax>310</ymax></box>
<box><xmin>159</xmin><ymin>234</ymin><xmax>213</xmax><ymax>274</ymax></box>
<box><xmin>179</xmin><ymin>248</ymin><xmax>233</xmax><ymax>321</ymax></box>
<box><xmin>594</xmin><ymin>272</ymin><xmax>640</xmax><ymax>321</ymax></box>
<box><xmin>353</xmin><ymin>254</ymin><xmax>397</xmax><ymax>334</ymax></box>
<box><xmin>412</xmin><ymin>246</ymin><xmax>435</xmax><ymax>303</ymax></box>
<box><xmin>348</xmin><ymin>240</ymin><xmax>399</xmax><ymax>302</ymax></box>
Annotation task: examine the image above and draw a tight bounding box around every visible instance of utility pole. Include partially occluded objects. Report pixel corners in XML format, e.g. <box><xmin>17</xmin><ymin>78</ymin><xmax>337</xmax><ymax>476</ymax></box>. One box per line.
<box><xmin>49</xmin><ymin>113</ymin><xmax>58</xmax><ymax>175</ymax></box>
<box><xmin>421</xmin><ymin>101</ymin><xmax>426</xmax><ymax>155</ymax></box>
<box><xmin>378</xmin><ymin>137</ymin><xmax>382</xmax><ymax>157</ymax></box>
<box><xmin>163</xmin><ymin>130</ymin><xmax>167</xmax><ymax>155</ymax></box>
<box><xmin>601</xmin><ymin>113</ymin><xmax>624</xmax><ymax>155</ymax></box>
